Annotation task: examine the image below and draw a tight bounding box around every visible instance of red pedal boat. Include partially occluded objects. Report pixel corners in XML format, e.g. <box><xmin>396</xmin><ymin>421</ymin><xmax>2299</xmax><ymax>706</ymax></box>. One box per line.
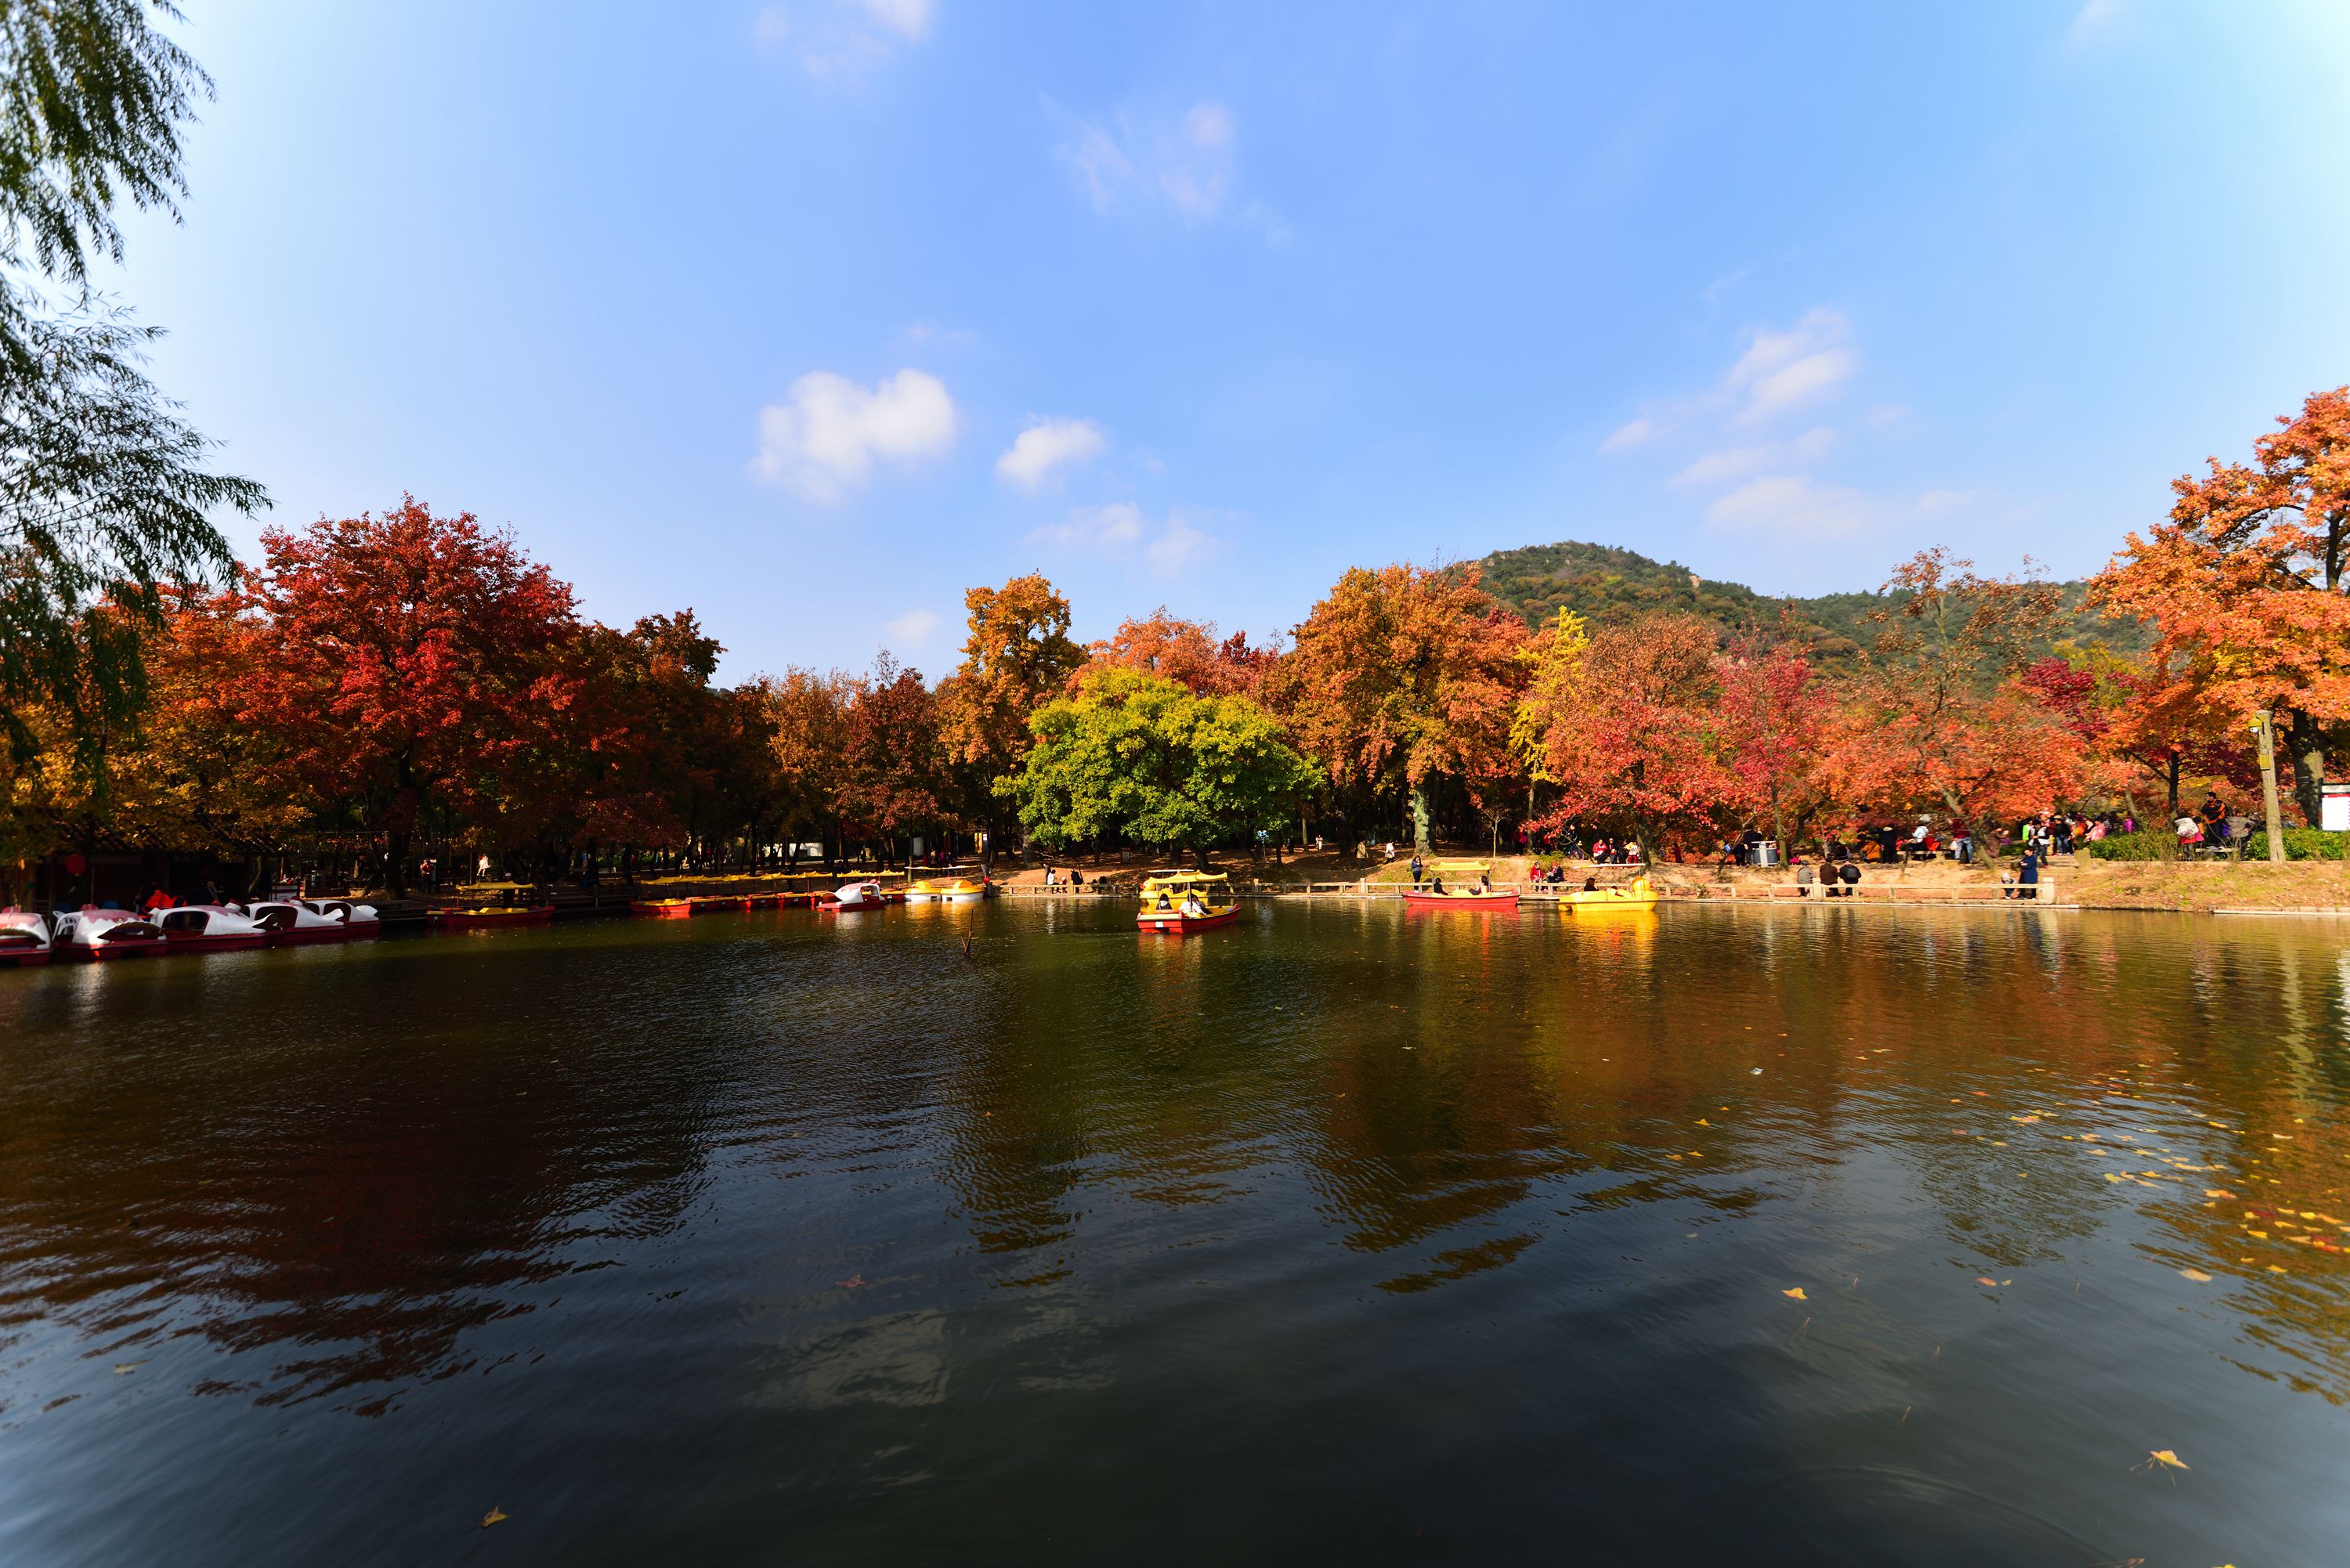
<box><xmin>631</xmin><ymin>898</ymin><xmax>695</xmax><ymax>919</ymax></box>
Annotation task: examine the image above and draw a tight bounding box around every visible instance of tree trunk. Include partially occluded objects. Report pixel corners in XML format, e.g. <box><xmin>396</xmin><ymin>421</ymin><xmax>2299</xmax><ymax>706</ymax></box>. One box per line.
<box><xmin>2165</xmin><ymin>753</ymin><xmax>2180</xmax><ymax>822</ymax></box>
<box><xmin>2287</xmin><ymin>708</ymin><xmax>2326</xmax><ymax>826</ymax></box>
<box><xmin>1411</xmin><ymin>778</ymin><xmax>1432</xmax><ymax>853</ymax></box>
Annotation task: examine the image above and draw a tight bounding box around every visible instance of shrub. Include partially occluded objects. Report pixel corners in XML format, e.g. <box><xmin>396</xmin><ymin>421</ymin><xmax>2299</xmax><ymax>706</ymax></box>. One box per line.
<box><xmin>2280</xmin><ymin>827</ymin><xmax>2346</xmax><ymax>861</ymax></box>
<box><xmin>2084</xmin><ymin>829</ymin><xmax>2179</xmax><ymax>862</ymax></box>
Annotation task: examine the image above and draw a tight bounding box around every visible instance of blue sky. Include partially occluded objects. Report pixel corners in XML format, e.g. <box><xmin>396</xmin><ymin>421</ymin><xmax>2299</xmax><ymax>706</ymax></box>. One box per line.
<box><xmin>108</xmin><ymin>1</ymin><xmax>2350</xmax><ymax>679</ymax></box>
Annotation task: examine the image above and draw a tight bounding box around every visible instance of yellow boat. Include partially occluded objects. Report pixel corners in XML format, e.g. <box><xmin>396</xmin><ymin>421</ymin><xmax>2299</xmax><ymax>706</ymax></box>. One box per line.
<box><xmin>908</xmin><ymin>876</ymin><xmax>989</xmax><ymax>902</ymax></box>
<box><xmin>1137</xmin><ymin>870</ymin><xmax>1238</xmax><ymax>934</ymax></box>
<box><xmin>1561</xmin><ymin>876</ymin><xmax>1658</xmax><ymax>909</ymax></box>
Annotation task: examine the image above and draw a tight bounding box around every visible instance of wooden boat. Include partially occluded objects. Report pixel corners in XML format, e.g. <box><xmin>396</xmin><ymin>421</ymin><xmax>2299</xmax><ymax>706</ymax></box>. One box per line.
<box><xmin>156</xmin><ymin>905</ymin><xmax>271</xmax><ymax>954</ymax></box>
<box><xmin>1137</xmin><ymin>869</ymin><xmax>1239</xmax><ymax>934</ymax></box>
<box><xmin>631</xmin><ymin>898</ymin><xmax>695</xmax><ymax>919</ymax></box>
<box><xmin>52</xmin><ymin>908</ymin><xmax>169</xmax><ymax>960</ymax></box>
<box><xmin>249</xmin><ymin>900</ymin><xmax>355</xmax><ymax>944</ymax></box>
<box><xmin>0</xmin><ymin>909</ymin><xmax>52</xmax><ymax>967</ymax></box>
<box><xmin>821</xmin><ymin>881</ymin><xmax>887</xmax><ymax>912</ymax></box>
<box><xmin>1562</xmin><ymin>876</ymin><xmax>1659</xmax><ymax>909</ymax></box>
<box><xmin>1402</xmin><ymin>860</ymin><xmax>1519</xmax><ymax>909</ymax></box>
<box><xmin>429</xmin><ymin>905</ymin><xmax>555</xmax><ymax>930</ymax></box>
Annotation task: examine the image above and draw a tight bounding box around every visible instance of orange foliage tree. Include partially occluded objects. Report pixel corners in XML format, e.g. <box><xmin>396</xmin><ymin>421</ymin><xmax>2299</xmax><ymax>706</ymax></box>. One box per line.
<box><xmin>1819</xmin><ymin>550</ymin><xmax>2085</xmax><ymax>832</ymax></box>
<box><xmin>1083</xmin><ymin>608</ymin><xmax>1278</xmax><ymax>699</ymax></box>
<box><xmin>1522</xmin><ymin>612</ymin><xmax>1733</xmax><ymax>861</ymax></box>
<box><xmin>208</xmin><ymin>498</ymin><xmax>584</xmax><ymax>894</ymax></box>
<box><xmin>1274</xmin><ymin>564</ymin><xmax>1527</xmax><ymax>851</ymax></box>
<box><xmin>1716</xmin><ymin>625</ymin><xmax>1831</xmax><ymax>860</ymax></box>
<box><xmin>936</xmin><ymin>573</ymin><xmax>1085</xmax><ymax>858</ymax></box>
<box><xmin>2092</xmin><ymin>385</ymin><xmax>2350</xmax><ymax>823</ymax></box>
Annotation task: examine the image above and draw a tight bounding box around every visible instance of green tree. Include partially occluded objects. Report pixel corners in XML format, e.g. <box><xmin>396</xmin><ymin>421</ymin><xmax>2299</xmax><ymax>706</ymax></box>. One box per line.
<box><xmin>0</xmin><ymin>1</ymin><xmax>263</xmax><ymax>766</ymax></box>
<box><xmin>1001</xmin><ymin>667</ymin><xmax>1317</xmax><ymax>867</ymax></box>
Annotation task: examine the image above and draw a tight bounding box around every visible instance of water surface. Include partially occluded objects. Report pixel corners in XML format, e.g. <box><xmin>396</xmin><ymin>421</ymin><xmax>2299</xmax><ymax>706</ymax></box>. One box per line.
<box><xmin>3</xmin><ymin>900</ymin><xmax>2347</xmax><ymax>1565</ymax></box>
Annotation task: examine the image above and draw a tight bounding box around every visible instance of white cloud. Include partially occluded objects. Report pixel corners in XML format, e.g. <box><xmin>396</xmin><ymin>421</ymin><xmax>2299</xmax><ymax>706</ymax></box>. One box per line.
<box><xmin>995</xmin><ymin>417</ymin><xmax>1107</xmax><ymax>490</ymax></box>
<box><xmin>1671</xmin><ymin>427</ymin><xmax>1837</xmax><ymax>488</ymax></box>
<box><xmin>2069</xmin><ymin>0</ymin><xmax>2125</xmax><ymax>44</ymax></box>
<box><xmin>1050</xmin><ymin>99</ymin><xmax>1238</xmax><ymax>222</ymax></box>
<box><xmin>1916</xmin><ymin>489</ymin><xmax>1970</xmax><ymax>515</ymax></box>
<box><xmin>1146</xmin><ymin>514</ymin><xmax>1215</xmax><ymax>576</ymax></box>
<box><xmin>751</xmin><ymin>368</ymin><xmax>956</xmax><ymax>502</ymax></box>
<box><xmin>1028</xmin><ymin>503</ymin><xmax>1218</xmax><ymax>578</ymax></box>
<box><xmin>1726</xmin><ymin>308</ymin><xmax>1856</xmax><ymax>422</ymax></box>
<box><xmin>851</xmin><ymin>0</ymin><xmax>931</xmax><ymax>40</ymax></box>
<box><xmin>1598</xmin><ymin>417</ymin><xmax>1656</xmax><ymax>454</ymax></box>
<box><xmin>1705</xmin><ymin>475</ymin><xmax>1879</xmax><ymax>542</ymax></box>
<box><xmin>1672</xmin><ymin>445</ymin><xmax>1772</xmax><ymax>487</ymax></box>
<box><xmin>755</xmin><ymin>0</ymin><xmax>930</xmax><ymax>81</ymax></box>
<box><xmin>881</xmin><ymin>608</ymin><xmax>942</xmax><ymax>647</ymax></box>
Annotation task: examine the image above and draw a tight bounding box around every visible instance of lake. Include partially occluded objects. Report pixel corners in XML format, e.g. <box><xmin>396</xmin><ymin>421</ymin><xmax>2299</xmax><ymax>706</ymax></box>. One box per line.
<box><xmin>2</xmin><ymin>898</ymin><xmax>2346</xmax><ymax>1566</ymax></box>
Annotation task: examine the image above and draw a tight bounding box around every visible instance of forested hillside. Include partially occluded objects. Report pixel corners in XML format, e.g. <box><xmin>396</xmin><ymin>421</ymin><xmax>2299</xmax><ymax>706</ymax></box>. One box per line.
<box><xmin>1468</xmin><ymin>540</ymin><xmax>2143</xmax><ymax>667</ymax></box>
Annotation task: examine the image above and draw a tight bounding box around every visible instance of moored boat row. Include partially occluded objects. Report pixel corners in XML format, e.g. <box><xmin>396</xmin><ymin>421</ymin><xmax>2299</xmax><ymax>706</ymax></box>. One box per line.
<box><xmin>1</xmin><ymin>899</ymin><xmax>381</xmax><ymax>963</ymax></box>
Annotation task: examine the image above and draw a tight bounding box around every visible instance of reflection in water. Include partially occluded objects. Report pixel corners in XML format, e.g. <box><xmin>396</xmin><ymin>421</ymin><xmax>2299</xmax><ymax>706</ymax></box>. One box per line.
<box><xmin>2</xmin><ymin>903</ymin><xmax>2348</xmax><ymax>1566</ymax></box>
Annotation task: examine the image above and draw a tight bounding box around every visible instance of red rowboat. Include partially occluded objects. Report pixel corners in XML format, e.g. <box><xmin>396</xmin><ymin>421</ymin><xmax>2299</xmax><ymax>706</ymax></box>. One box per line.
<box><xmin>1136</xmin><ymin>906</ymin><xmax>1240</xmax><ymax>934</ymax></box>
<box><xmin>1401</xmin><ymin>890</ymin><xmax>1520</xmax><ymax>909</ymax></box>
<box><xmin>689</xmin><ymin>896</ymin><xmax>745</xmax><ymax>914</ymax></box>
<box><xmin>430</xmin><ymin>906</ymin><xmax>555</xmax><ymax>930</ymax></box>
<box><xmin>631</xmin><ymin>899</ymin><xmax>694</xmax><ymax>919</ymax></box>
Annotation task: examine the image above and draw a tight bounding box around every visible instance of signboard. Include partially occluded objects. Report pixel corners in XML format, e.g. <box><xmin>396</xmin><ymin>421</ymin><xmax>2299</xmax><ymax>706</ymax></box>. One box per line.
<box><xmin>2323</xmin><ymin>782</ymin><xmax>2350</xmax><ymax>833</ymax></box>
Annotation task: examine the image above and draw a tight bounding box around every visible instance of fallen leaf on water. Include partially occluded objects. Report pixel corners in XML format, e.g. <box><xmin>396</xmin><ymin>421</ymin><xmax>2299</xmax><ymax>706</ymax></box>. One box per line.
<box><xmin>1695</xmin><ymin>1118</ymin><xmax>1710</xmax><ymax>1127</ymax></box>
<box><xmin>2179</xmin><ymin>1269</ymin><xmax>2214</xmax><ymax>1283</ymax></box>
<box><xmin>836</xmin><ymin>1274</ymin><xmax>867</xmax><ymax>1288</ymax></box>
<box><xmin>2012</xmin><ymin>1115</ymin><xmax>2040</xmax><ymax>1124</ymax></box>
<box><xmin>482</xmin><ymin>1508</ymin><xmax>508</xmax><ymax>1528</ymax></box>
<box><xmin>1782</xmin><ymin>1287</ymin><xmax>1806</xmax><ymax>1299</ymax></box>
<box><xmin>2105</xmin><ymin>1172</ymin><xmax>2127</xmax><ymax>1183</ymax></box>
<box><xmin>111</xmin><ymin>1361</ymin><xmax>145</xmax><ymax>1375</ymax></box>
<box><xmin>1976</xmin><ymin>1277</ymin><xmax>1998</xmax><ymax>1287</ymax></box>
<box><xmin>2143</xmin><ymin>1448</ymin><xmax>2189</xmax><ymax>1472</ymax></box>
<box><xmin>2266</xmin><ymin>1265</ymin><xmax>2288</xmax><ymax>1274</ymax></box>
<box><xmin>2205</xmin><ymin>1189</ymin><xmax>2235</xmax><ymax>1198</ymax></box>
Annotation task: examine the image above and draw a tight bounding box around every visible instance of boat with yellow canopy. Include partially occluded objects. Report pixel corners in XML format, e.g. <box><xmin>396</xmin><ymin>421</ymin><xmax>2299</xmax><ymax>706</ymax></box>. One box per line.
<box><xmin>1561</xmin><ymin>875</ymin><xmax>1658</xmax><ymax>909</ymax></box>
<box><xmin>1402</xmin><ymin>859</ymin><xmax>1518</xmax><ymax>909</ymax></box>
<box><xmin>908</xmin><ymin>873</ymin><xmax>990</xmax><ymax>902</ymax></box>
<box><xmin>1137</xmin><ymin>869</ymin><xmax>1238</xmax><ymax>934</ymax></box>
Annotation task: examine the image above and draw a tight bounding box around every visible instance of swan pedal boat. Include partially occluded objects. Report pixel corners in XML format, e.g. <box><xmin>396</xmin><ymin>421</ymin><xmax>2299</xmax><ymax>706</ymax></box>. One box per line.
<box><xmin>156</xmin><ymin>904</ymin><xmax>272</xmax><ymax>953</ymax></box>
<box><xmin>248</xmin><ymin>900</ymin><xmax>361</xmax><ymax>943</ymax></box>
<box><xmin>52</xmin><ymin>908</ymin><xmax>169</xmax><ymax>959</ymax></box>
<box><xmin>821</xmin><ymin>881</ymin><xmax>888</xmax><ymax>912</ymax></box>
<box><xmin>1562</xmin><ymin>877</ymin><xmax>1659</xmax><ymax>909</ymax></box>
<box><xmin>1137</xmin><ymin>870</ymin><xmax>1239</xmax><ymax>934</ymax></box>
<box><xmin>1402</xmin><ymin>860</ymin><xmax>1519</xmax><ymax>909</ymax></box>
<box><xmin>430</xmin><ymin>905</ymin><xmax>555</xmax><ymax>930</ymax></box>
<box><xmin>0</xmin><ymin>909</ymin><xmax>53</xmax><ymax>966</ymax></box>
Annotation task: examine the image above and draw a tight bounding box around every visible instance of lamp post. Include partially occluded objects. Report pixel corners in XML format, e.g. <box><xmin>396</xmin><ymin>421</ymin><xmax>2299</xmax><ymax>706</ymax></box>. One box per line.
<box><xmin>2254</xmin><ymin>710</ymin><xmax>2286</xmax><ymax>865</ymax></box>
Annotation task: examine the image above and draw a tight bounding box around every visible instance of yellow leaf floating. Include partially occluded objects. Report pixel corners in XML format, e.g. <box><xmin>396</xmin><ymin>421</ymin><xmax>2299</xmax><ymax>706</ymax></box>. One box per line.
<box><xmin>1783</xmin><ymin>1287</ymin><xmax>1807</xmax><ymax>1299</ymax></box>
<box><xmin>2179</xmin><ymin>1268</ymin><xmax>2214</xmax><ymax>1283</ymax></box>
<box><xmin>482</xmin><ymin>1508</ymin><xmax>508</xmax><ymax>1528</ymax></box>
<box><xmin>2149</xmin><ymin>1448</ymin><xmax>2189</xmax><ymax>1471</ymax></box>
<box><xmin>111</xmin><ymin>1362</ymin><xmax>144</xmax><ymax>1375</ymax></box>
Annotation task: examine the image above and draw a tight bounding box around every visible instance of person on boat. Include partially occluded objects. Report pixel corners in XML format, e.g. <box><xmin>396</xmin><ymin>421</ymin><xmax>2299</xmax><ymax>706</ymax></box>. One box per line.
<box><xmin>1180</xmin><ymin>890</ymin><xmax>1208</xmax><ymax>918</ymax></box>
<box><xmin>1582</xmin><ymin>876</ymin><xmax>1598</xmax><ymax>892</ymax></box>
<box><xmin>1155</xmin><ymin>889</ymin><xmax>1173</xmax><ymax>912</ymax></box>
<box><xmin>1430</xmin><ymin>873</ymin><xmax>1446</xmax><ymax>895</ymax></box>
<box><xmin>1477</xmin><ymin>871</ymin><xmax>1492</xmax><ymax>893</ymax></box>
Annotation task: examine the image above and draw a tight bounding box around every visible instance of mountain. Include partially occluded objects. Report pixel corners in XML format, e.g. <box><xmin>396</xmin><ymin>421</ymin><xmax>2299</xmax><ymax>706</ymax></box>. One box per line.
<box><xmin>1467</xmin><ymin>540</ymin><xmax>2144</xmax><ymax>668</ymax></box>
